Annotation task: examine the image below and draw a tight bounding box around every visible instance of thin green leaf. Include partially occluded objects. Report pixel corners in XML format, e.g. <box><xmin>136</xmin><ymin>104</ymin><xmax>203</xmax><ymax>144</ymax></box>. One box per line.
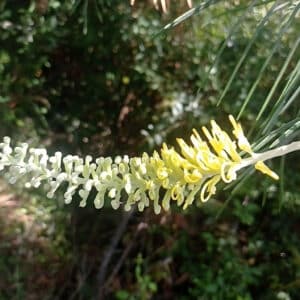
<box><xmin>71</xmin><ymin>0</ymin><xmax>83</xmax><ymax>14</ymax></box>
<box><xmin>262</xmin><ymin>56</ymin><xmax>300</xmax><ymax>134</ymax></box>
<box><xmin>156</xmin><ymin>0</ymin><xmax>219</xmax><ymax>35</ymax></box>
<box><xmin>197</xmin><ymin>0</ymin><xmax>259</xmax><ymax>95</ymax></box>
<box><xmin>217</xmin><ymin>0</ymin><xmax>280</xmax><ymax>106</ymax></box>
<box><xmin>253</xmin><ymin>117</ymin><xmax>300</xmax><ymax>151</ymax></box>
<box><xmin>237</xmin><ymin>6</ymin><xmax>297</xmax><ymax>119</ymax></box>
<box><xmin>83</xmin><ymin>0</ymin><xmax>88</xmax><ymax>35</ymax></box>
<box><xmin>255</xmin><ymin>7</ymin><xmax>300</xmax><ymax>121</ymax></box>
<box><xmin>269</xmin><ymin>120</ymin><xmax>300</xmax><ymax>148</ymax></box>
<box><xmin>213</xmin><ymin>0</ymin><xmax>277</xmax><ymax>18</ymax></box>
<box><xmin>94</xmin><ymin>0</ymin><xmax>104</xmax><ymax>23</ymax></box>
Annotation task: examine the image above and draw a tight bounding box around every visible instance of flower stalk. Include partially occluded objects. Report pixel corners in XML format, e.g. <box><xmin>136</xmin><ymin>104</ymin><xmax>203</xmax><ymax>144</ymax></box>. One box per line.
<box><xmin>234</xmin><ymin>141</ymin><xmax>300</xmax><ymax>171</ymax></box>
<box><xmin>0</xmin><ymin>116</ymin><xmax>299</xmax><ymax>214</ymax></box>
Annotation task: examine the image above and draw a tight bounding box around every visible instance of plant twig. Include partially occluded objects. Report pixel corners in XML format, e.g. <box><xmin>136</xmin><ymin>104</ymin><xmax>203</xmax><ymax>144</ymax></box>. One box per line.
<box><xmin>104</xmin><ymin>221</ymin><xmax>148</xmax><ymax>291</ymax></box>
<box><xmin>96</xmin><ymin>208</ymin><xmax>135</xmax><ymax>300</ymax></box>
<box><xmin>235</xmin><ymin>141</ymin><xmax>300</xmax><ymax>172</ymax></box>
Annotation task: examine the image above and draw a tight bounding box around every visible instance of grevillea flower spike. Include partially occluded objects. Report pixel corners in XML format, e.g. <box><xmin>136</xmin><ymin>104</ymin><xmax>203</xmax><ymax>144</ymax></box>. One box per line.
<box><xmin>1</xmin><ymin>115</ymin><xmax>299</xmax><ymax>214</ymax></box>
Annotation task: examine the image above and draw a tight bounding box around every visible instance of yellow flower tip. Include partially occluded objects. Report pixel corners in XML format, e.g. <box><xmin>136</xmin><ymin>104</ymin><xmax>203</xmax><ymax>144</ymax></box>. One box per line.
<box><xmin>200</xmin><ymin>182</ymin><xmax>212</xmax><ymax>202</ymax></box>
<box><xmin>202</xmin><ymin>126</ymin><xmax>212</xmax><ymax>140</ymax></box>
<box><xmin>152</xmin><ymin>150</ymin><xmax>160</xmax><ymax>161</ymax></box>
<box><xmin>210</xmin><ymin>120</ymin><xmax>222</xmax><ymax>134</ymax></box>
<box><xmin>229</xmin><ymin>115</ymin><xmax>244</xmax><ymax>138</ymax></box>
<box><xmin>171</xmin><ymin>185</ymin><xmax>179</xmax><ymax>200</ymax></box>
<box><xmin>192</xmin><ymin>128</ymin><xmax>202</xmax><ymax>141</ymax></box>
<box><xmin>176</xmin><ymin>193</ymin><xmax>185</xmax><ymax>207</ymax></box>
<box><xmin>191</xmin><ymin>135</ymin><xmax>200</xmax><ymax>149</ymax></box>
<box><xmin>145</xmin><ymin>180</ymin><xmax>154</xmax><ymax>190</ymax></box>
<box><xmin>238</xmin><ymin>137</ymin><xmax>253</xmax><ymax>154</ymax></box>
<box><xmin>221</xmin><ymin>162</ymin><xmax>237</xmax><ymax>183</ymax></box>
<box><xmin>156</xmin><ymin>166</ymin><xmax>169</xmax><ymax>180</ymax></box>
<box><xmin>184</xmin><ymin>169</ymin><xmax>202</xmax><ymax>183</ymax></box>
<box><xmin>176</xmin><ymin>138</ymin><xmax>186</xmax><ymax>150</ymax></box>
<box><xmin>161</xmin><ymin>143</ymin><xmax>169</xmax><ymax>152</ymax></box>
<box><xmin>228</xmin><ymin>115</ymin><xmax>253</xmax><ymax>154</ymax></box>
<box><xmin>228</xmin><ymin>114</ymin><xmax>239</xmax><ymax>130</ymax></box>
<box><xmin>162</xmin><ymin>190</ymin><xmax>171</xmax><ymax>211</ymax></box>
<box><xmin>255</xmin><ymin>161</ymin><xmax>279</xmax><ymax>180</ymax></box>
<box><xmin>162</xmin><ymin>178</ymin><xmax>169</xmax><ymax>189</ymax></box>
<box><xmin>183</xmin><ymin>201</ymin><xmax>190</xmax><ymax>210</ymax></box>
<box><xmin>228</xmin><ymin>115</ymin><xmax>235</xmax><ymax>122</ymax></box>
<box><xmin>200</xmin><ymin>175</ymin><xmax>221</xmax><ymax>202</ymax></box>
<box><xmin>177</xmin><ymin>138</ymin><xmax>195</xmax><ymax>160</ymax></box>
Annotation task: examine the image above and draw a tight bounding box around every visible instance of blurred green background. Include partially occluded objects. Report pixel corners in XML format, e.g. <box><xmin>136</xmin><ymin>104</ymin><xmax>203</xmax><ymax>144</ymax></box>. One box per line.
<box><xmin>0</xmin><ymin>0</ymin><xmax>299</xmax><ymax>299</ymax></box>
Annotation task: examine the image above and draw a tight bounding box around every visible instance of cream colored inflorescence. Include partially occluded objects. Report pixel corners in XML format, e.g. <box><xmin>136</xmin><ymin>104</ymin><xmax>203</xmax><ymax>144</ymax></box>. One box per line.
<box><xmin>0</xmin><ymin>116</ymin><xmax>282</xmax><ymax>214</ymax></box>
